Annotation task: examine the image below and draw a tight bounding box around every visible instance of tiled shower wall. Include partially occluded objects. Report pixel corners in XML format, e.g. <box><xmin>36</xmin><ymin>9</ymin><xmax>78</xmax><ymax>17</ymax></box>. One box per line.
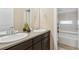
<box><xmin>58</xmin><ymin>8</ymin><xmax>78</xmax><ymax>49</ymax></box>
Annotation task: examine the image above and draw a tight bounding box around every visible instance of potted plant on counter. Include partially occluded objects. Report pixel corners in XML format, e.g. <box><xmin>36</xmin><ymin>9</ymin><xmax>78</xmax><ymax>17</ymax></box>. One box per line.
<box><xmin>23</xmin><ymin>22</ymin><xmax>31</xmax><ymax>33</ymax></box>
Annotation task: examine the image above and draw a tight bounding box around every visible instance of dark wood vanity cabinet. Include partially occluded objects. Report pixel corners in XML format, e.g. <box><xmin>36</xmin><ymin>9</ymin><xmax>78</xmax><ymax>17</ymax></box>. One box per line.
<box><xmin>6</xmin><ymin>31</ymin><xmax>50</xmax><ymax>50</ymax></box>
<box><xmin>6</xmin><ymin>39</ymin><xmax>32</xmax><ymax>50</ymax></box>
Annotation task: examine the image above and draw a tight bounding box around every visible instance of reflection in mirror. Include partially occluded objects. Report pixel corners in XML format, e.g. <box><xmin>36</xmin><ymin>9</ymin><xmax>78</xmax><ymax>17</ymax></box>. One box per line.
<box><xmin>24</xmin><ymin>8</ymin><xmax>41</xmax><ymax>31</ymax></box>
<box><xmin>0</xmin><ymin>8</ymin><xmax>14</xmax><ymax>31</ymax></box>
<box><xmin>23</xmin><ymin>8</ymin><xmax>31</xmax><ymax>32</ymax></box>
<box><xmin>0</xmin><ymin>8</ymin><xmax>15</xmax><ymax>36</ymax></box>
<box><xmin>24</xmin><ymin>8</ymin><xmax>31</xmax><ymax>27</ymax></box>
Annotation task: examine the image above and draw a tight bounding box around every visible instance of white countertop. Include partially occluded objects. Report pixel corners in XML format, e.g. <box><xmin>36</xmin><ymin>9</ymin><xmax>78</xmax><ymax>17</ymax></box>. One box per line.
<box><xmin>0</xmin><ymin>30</ymin><xmax>49</xmax><ymax>50</ymax></box>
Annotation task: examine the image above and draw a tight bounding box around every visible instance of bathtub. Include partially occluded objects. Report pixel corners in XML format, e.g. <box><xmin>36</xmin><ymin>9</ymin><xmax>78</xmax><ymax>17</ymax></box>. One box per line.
<box><xmin>58</xmin><ymin>31</ymin><xmax>78</xmax><ymax>48</ymax></box>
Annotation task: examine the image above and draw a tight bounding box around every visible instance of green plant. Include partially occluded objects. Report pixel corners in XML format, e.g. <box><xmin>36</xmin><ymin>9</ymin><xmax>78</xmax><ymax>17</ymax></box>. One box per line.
<box><xmin>23</xmin><ymin>22</ymin><xmax>31</xmax><ymax>32</ymax></box>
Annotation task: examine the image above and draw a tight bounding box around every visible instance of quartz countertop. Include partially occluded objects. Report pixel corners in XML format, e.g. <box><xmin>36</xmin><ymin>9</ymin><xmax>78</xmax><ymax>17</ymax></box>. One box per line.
<box><xmin>0</xmin><ymin>30</ymin><xmax>49</xmax><ymax>50</ymax></box>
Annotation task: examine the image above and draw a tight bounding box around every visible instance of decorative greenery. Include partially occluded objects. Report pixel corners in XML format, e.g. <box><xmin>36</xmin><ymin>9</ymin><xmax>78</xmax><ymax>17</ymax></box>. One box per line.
<box><xmin>23</xmin><ymin>22</ymin><xmax>31</xmax><ymax>32</ymax></box>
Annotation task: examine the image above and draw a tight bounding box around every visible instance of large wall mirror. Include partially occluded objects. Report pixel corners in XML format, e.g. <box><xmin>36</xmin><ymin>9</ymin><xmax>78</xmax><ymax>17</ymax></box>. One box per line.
<box><xmin>24</xmin><ymin>8</ymin><xmax>31</xmax><ymax>27</ymax></box>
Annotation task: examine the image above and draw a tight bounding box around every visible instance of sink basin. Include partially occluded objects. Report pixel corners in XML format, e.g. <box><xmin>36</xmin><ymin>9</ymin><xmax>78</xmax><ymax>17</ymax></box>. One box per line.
<box><xmin>0</xmin><ymin>33</ymin><xmax>28</xmax><ymax>43</ymax></box>
<box><xmin>33</xmin><ymin>29</ymin><xmax>47</xmax><ymax>32</ymax></box>
<box><xmin>0</xmin><ymin>30</ymin><xmax>19</xmax><ymax>36</ymax></box>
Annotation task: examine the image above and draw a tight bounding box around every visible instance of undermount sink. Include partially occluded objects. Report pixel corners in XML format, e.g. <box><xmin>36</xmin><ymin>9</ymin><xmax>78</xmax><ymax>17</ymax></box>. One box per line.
<box><xmin>33</xmin><ymin>29</ymin><xmax>47</xmax><ymax>32</ymax></box>
<box><xmin>0</xmin><ymin>33</ymin><xmax>28</xmax><ymax>43</ymax></box>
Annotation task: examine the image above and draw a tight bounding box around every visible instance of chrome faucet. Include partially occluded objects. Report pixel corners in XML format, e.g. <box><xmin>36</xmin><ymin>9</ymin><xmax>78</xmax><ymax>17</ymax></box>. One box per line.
<box><xmin>7</xmin><ymin>26</ymin><xmax>15</xmax><ymax>35</ymax></box>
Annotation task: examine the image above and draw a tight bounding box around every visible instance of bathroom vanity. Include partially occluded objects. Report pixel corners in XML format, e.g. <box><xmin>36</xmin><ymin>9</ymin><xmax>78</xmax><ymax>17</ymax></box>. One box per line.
<box><xmin>0</xmin><ymin>30</ymin><xmax>50</xmax><ymax>50</ymax></box>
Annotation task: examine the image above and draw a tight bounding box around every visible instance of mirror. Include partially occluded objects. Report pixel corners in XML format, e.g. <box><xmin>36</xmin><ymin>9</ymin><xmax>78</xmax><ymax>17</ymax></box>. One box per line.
<box><xmin>24</xmin><ymin>8</ymin><xmax>31</xmax><ymax>27</ymax></box>
<box><xmin>24</xmin><ymin>8</ymin><xmax>41</xmax><ymax>30</ymax></box>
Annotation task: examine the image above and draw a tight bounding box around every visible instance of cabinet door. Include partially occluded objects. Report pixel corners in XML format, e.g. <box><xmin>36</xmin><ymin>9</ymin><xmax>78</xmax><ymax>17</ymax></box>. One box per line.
<box><xmin>42</xmin><ymin>37</ymin><xmax>49</xmax><ymax>50</ymax></box>
<box><xmin>6</xmin><ymin>40</ymin><xmax>32</xmax><ymax>50</ymax></box>
<box><xmin>33</xmin><ymin>41</ymin><xmax>42</xmax><ymax>50</ymax></box>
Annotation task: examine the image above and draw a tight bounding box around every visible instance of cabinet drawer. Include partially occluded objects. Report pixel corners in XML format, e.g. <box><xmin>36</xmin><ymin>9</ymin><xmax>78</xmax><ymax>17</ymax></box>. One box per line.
<box><xmin>7</xmin><ymin>40</ymin><xmax>32</xmax><ymax>50</ymax></box>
